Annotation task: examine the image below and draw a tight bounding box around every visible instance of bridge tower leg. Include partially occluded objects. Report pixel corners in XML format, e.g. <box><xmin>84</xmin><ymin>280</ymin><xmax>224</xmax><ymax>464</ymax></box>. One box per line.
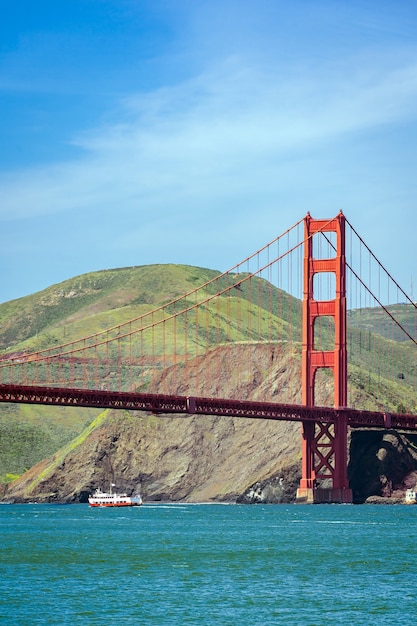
<box><xmin>296</xmin><ymin>211</ymin><xmax>353</xmax><ymax>504</ymax></box>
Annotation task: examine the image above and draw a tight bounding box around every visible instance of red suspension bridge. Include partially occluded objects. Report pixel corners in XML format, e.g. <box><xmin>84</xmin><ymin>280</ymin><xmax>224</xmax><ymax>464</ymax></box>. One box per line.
<box><xmin>1</xmin><ymin>212</ymin><xmax>416</xmax><ymax>503</ymax></box>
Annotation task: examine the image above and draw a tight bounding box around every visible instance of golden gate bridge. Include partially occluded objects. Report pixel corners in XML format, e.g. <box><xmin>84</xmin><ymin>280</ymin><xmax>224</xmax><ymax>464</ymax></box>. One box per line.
<box><xmin>1</xmin><ymin>212</ymin><xmax>416</xmax><ymax>503</ymax></box>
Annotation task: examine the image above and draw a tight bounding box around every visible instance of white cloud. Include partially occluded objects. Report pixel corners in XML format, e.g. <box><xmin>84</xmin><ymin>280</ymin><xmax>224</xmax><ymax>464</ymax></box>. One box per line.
<box><xmin>1</xmin><ymin>50</ymin><xmax>417</xmax><ymax>227</ymax></box>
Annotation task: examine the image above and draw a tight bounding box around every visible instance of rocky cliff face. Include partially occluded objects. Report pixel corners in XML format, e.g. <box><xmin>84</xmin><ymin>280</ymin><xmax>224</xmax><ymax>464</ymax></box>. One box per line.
<box><xmin>3</xmin><ymin>411</ymin><xmax>302</xmax><ymax>503</ymax></box>
<box><xmin>348</xmin><ymin>430</ymin><xmax>417</xmax><ymax>503</ymax></box>
<box><xmin>4</xmin><ymin>343</ymin><xmax>417</xmax><ymax>505</ymax></box>
<box><xmin>7</xmin><ymin>421</ymin><xmax>417</xmax><ymax>505</ymax></box>
<box><xmin>3</xmin><ymin>344</ymin><xmax>304</xmax><ymax>503</ymax></box>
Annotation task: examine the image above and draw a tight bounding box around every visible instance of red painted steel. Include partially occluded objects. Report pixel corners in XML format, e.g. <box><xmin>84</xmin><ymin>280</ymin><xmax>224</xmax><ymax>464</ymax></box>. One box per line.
<box><xmin>298</xmin><ymin>211</ymin><xmax>352</xmax><ymax>503</ymax></box>
<box><xmin>1</xmin><ymin>384</ymin><xmax>416</xmax><ymax>429</ymax></box>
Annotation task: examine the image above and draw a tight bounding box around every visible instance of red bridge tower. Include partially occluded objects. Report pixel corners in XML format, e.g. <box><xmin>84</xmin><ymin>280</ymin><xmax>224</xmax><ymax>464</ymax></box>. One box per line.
<box><xmin>296</xmin><ymin>211</ymin><xmax>353</xmax><ymax>503</ymax></box>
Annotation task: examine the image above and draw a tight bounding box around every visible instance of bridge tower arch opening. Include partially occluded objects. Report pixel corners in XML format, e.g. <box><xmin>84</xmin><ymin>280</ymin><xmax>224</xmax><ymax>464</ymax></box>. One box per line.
<box><xmin>296</xmin><ymin>211</ymin><xmax>353</xmax><ymax>504</ymax></box>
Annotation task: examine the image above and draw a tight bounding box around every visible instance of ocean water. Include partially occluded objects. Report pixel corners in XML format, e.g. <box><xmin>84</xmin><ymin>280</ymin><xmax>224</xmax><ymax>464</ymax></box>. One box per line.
<box><xmin>0</xmin><ymin>503</ymin><xmax>416</xmax><ymax>625</ymax></box>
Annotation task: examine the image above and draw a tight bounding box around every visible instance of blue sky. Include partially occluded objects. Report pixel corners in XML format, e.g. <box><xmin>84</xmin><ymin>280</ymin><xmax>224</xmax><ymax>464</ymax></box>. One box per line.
<box><xmin>1</xmin><ymin>0</ymin><xmax>416</xmax><ymax>303</ymax></box>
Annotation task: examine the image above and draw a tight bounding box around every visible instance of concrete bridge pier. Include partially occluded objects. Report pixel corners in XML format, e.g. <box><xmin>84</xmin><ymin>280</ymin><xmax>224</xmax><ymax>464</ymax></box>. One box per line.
<box><xmin>296</xmin><ymin>487</ymin><xmax>353</xmax><ymax>504</ymax></box>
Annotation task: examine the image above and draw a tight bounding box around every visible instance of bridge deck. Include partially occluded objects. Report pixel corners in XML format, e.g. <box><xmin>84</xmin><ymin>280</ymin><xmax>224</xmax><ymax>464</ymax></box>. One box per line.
<box><xmin>1</xmin><ymin>384</ymin><xmax>416</xmax><ymax>431</ymax></box>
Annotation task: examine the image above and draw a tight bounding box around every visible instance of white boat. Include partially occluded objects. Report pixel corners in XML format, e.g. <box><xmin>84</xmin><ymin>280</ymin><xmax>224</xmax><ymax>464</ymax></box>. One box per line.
<box><xmin>88</xmin><ymin>484</ymin><xmax>142</xmax><ymax>507</ymax></box>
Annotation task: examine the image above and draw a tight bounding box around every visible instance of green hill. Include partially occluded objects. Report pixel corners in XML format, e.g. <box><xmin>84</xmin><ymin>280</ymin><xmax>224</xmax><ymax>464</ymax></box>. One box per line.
<box><xmin>0</xmin><ymin>264</ymin><xmax>415</xmax><ymax>485</ymax></box>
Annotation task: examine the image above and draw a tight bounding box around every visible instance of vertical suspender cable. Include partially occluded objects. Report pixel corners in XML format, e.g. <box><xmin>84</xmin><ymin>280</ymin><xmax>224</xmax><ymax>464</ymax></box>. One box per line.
<box><xmin>205</xmin><ymin>283</ymin><xmax>210</xmax><ymax>396</ymax></box>
<box><xmin>129</xmin><ymin>323</ymin><xmax>133</xmax><ymax>392</ymax></box>
<box><xmin>184</xmin><ymin>296</ymin><xmax>188</xmax><ymax>396</ymax></box>
<box><xmin>216</xmin><ymin>278</ymin><xmax>221</xmax><ymax>397</ymax></box>
<box><xmin>195</xmin><ymin>292</ymin><xmax>199</xmax><ymax>397</ymax></box>
<box><xmin>173</xmin><ymin>311</ymin><xmax>177</xmax><ymax>394</ymax></box>
<box><xmin>151</xmin><ymin>312</ymin><xmax>155</xmax><ymax>394</ymax></box>
<box><xmin>236</xmin><ymin>264</ymin><xmax>242</xmax><ymax>393</ymax></box>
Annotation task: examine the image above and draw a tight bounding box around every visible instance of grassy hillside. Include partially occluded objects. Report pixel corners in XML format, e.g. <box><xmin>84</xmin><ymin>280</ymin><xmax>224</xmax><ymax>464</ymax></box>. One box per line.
<box><xmin>0</xmin><ymin>264</ymin><xmax>300</xmax><ymax>355</ymax></box>
<box><xmin>0</xmin><ymin>264</ymin><xmax>415</xmax><ymax>484</ymax></box>
<box><xmin>0</xmin><ymin>265</ymin><xmax>228</xmax><ymax>480</ymax></box>
<box><xmin>348</xmin><ymin>304</ymin><xmax>416</xmax><ymax>343</ymax></box>
<box><xmin>0</xmin><ymin>265</ymin><xmax>223</xmax><ymax>351</ymax></box>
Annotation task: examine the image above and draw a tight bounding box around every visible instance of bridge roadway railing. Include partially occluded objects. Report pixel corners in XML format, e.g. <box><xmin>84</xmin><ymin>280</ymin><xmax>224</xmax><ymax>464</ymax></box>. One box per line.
<box><xmin>1</xmin><ymin>383</ymin><xmax>416</xmax><ymax>431</ymax></box>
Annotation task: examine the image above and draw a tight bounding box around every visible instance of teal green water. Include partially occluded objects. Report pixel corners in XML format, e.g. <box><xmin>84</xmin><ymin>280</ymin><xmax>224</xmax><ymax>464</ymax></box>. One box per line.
<box><xmin>0</xmin><ymin>503</ymin><xmax>416</xmax><ymax>625</ymax></box>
